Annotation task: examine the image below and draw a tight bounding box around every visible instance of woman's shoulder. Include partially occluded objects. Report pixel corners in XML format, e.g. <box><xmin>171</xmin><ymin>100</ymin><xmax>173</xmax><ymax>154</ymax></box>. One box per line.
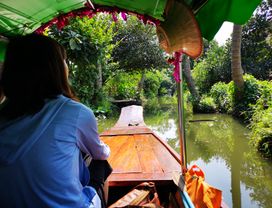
<box><xmin>57</xmin><ymin>95</ymin><xmax>95</xmax><ymax>119</ymax></box>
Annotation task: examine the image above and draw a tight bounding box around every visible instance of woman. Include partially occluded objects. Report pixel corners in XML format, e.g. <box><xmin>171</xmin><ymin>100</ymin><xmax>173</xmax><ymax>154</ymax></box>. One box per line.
<box><xmin>0</xmin><ymin>34</ymin><xmax>110</xmax><ymax>208</ymax></box>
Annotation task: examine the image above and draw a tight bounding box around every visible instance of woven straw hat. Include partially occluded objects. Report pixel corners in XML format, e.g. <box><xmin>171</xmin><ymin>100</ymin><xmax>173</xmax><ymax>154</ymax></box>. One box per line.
<box><xmin>156</xmin><ymin>0</ymin><xmax>203</xmax><ymax>58</ymax></box>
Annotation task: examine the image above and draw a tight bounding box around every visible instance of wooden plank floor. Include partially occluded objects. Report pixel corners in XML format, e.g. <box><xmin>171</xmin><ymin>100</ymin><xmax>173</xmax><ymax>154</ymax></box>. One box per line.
<box><xmin>101</xmin><ymin>127</ymin><xmax>181</xmax><ymax>186</ymax></box>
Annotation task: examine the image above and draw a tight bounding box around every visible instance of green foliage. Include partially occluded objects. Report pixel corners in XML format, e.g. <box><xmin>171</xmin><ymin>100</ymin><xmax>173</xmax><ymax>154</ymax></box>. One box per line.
<box><xmin>196</xmin><ymin>95</ymin><xmax>216</xmax><ymax>113</ymax></box>
<box><xmin>104</xmin><ymin>69</ymin><xmax>174</xmax><ymax>101</ymax></box>
<box><xmin>192</xmin><ymin>61</ymin><xmax>210</xmax><ymax>94</ymax></box>
<box><xmin>104</xmin><ymin>72</ymin><xmax>141</xmax><ymax>100</ymax></box>
<box><xmin>184</xmin><ymin>91</ymin><xmax>193</xmax><ymax>114</ymax></box>
<box><xmin>49</xmin><ymin>14</ymin><xmax>172</xmax><ymax>109</ymax></box>
<box><xmin>49</xmin><ymin>15</ymin><xmax>117</xmax><ymax>107</ymax></box>
<box><xmin>207</xmin><ymin>74</ymin><xmax>261</xmax><ymax>119</ymax></box>
<box><xmin>158</xmin><ymin>69</ymin><xmax>175</xmax><ymax>96</ymax></box>
<box><xmin>143</xmin><ymin>71</ymin><xmax>163</xmax><ymax>99</ymax></box>
<box><xmin>192</xmin><ymin>40</ymin><xmax>231</xmax><ymax>94</ymax></box>
<box><xmin>241</xmin><ymin>1</ymin><xmax>272</xmax><ymax>80</ymax></box>
<box><xmin>210</xmin><ymin>82</ymin><xmax>233</xmax><ymax>113</ymax></box>
<box><xmin>68</xmin><ymin>64</ymin><xmax>97</xmax><ymax>107</ymax></box>
<box><xmin>249</xmin><ymin>79</ymin><xmax>272</xmax><ymax>158</ymax></box>
<box><xmin>250</xmin><ymin>107</ymin><xmax>272</xmax><ymax>158</ymax></box>
<box><xmin>91</xmin><ymin>89</ymin><xmax>118</xmax><ymax>117</ymax></box>
<box><xmin>112</xmin><ymin>16</ymin><xmax>168</xmax><ymax>72</ymax></box>
<box><xmin>232</xmin><ymin>74</ymin><xmax>261</xmax><ymax>120</ymax></box>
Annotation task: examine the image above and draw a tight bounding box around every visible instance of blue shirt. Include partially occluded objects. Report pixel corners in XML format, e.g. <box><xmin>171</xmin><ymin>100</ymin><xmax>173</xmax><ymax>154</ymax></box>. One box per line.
<box><xmin>0</xmin><ymin>95</ymin><xmax>110</xmax><ymax>207</ymax></box>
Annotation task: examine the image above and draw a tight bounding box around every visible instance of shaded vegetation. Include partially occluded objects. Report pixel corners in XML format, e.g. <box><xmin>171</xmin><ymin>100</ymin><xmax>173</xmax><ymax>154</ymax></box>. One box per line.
<box><xmin>194</xmin><ymin>74</ymin><xmax>272</xmax><ymax>158</ymax></box>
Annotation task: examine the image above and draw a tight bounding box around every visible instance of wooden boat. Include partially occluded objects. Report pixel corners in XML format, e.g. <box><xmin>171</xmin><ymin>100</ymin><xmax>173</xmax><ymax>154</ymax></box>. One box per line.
<box><xmin>100</xmin><ymin>105</ymin><xmax>186</xmax><ymax>206</ymax></box>
<box><xmin>101</xmin><ymin>105</ymin><xmax>229</xmax><ymax>207</ymax></box>
<box><xmin>0</xmin><ymin>1</ymin><xmax>261</xmax><ymax>207</ymax></box>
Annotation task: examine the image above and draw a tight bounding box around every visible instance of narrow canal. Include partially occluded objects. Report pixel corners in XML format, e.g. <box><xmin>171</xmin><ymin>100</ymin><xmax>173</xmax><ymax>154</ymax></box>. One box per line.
<box><xmin>97</xmin><ymin>103</ymin><xmax>272</xmax><ymax>208</ymax></box>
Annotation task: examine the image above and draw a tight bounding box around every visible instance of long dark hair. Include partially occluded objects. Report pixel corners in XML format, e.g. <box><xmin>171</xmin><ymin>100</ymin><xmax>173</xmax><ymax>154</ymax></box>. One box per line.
<box><xmin>0</xmin><ymin>34</ymin><xmax>77</xmax><ymax>119</ymax></box>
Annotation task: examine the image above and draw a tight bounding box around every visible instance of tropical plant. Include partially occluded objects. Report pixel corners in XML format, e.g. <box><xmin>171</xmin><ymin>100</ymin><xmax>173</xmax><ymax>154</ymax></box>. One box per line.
<box><xmin>232</xmin><ymin>74</ymin><xmax>261</xmax><ymax>120</ymax></box>
<box><xmin>192</xmin><ymin>40</ymin><xmax>231</xmax><ymax>94</ymax></box>
<box><xmin>196</xmin><ymin>95</ymin><xmax>216</xmax><ymax>113</ymax></box>
<box><xmin>249</xmin><ymin>79</ymin><xmax>272</xmax><ymax>157</ymax></box>
<box><xmin>210</xmin><ymin>82</ymin><xmax>233</xmax><ymax>113</ymax></box>
<box><xmin>103</xmin><ymin>72</ymin><xmax>141</xmax><ymax>100</ymax></box>
<box><xmin>49</xmin><ymin>14</ymin><xmax>117</xmax><ymax>107</ymax></box>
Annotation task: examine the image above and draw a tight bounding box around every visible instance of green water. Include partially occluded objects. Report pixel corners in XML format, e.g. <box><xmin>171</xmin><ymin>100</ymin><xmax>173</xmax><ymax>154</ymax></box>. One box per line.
<box><xmin>97</xmin><ymin>105</ymin><xmax>272</xmax><ymax>208</ymax></box>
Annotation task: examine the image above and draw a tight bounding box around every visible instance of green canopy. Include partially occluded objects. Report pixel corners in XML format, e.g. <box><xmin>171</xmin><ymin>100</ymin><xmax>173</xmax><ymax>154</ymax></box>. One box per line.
<box><xmin>195</xmin><ymin>0</ymin><xmax>263</xmax><ymax>40</ymax></box>
<box><xmin>0</xmin><ymin>0</ymin><xmax>262</xmax><ymax>61</ymax></box>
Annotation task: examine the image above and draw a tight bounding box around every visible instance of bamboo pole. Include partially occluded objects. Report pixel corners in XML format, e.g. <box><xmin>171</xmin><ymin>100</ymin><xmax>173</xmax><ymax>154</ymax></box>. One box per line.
<box><xmin>177</xmin><ymin>55</ymin><xmax>187</xmax><ymax>172</ymax></box>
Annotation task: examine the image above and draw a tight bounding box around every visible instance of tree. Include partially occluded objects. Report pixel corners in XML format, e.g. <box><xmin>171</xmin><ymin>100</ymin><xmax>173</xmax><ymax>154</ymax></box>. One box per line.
<box><xmin>112</xmin><ymin>16</ymin><xmax>168</xmax><ymax>97</ymax></box>
<box><xmin>49</xmin><ymin>15</ymin><xmax>117</xmax><ymax>107</ymax></box>
<box><xmin>50</xmin><ymin>14</ymin><xmax>173</xmax><ymax>104</ymax></box>
<box><xmin>231</xmin><ymin>24</ymin><xmax>244</xmax><ymax>99</ymax></box>
<box><xmin>192</xmin><ymin>40</ymin><xmax>231</xmax><ymax>94</ymax></box>
<box><xmin>113</xmin><ymin>16</ymin><xmax>167</xmax><ymax>71</ymax></box>
<box><xmin>241</xmin><ymin>0</ymin><xmax>272</xmax><ymax>80</ymax></box>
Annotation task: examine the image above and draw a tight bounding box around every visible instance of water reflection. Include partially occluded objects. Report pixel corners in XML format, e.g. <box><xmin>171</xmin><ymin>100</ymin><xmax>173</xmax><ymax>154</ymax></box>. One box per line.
<box><xmin>98</xmin><ymin>105</ymin><xmax>272</xmax><ymax>208</ymax></box>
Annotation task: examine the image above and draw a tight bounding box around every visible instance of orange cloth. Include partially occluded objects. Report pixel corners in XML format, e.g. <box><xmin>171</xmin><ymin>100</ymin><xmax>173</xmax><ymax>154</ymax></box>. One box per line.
<box><xmin>185</xmin><ymin>165</ymin><xmax>222</xmax><ymax>208</ymax></box>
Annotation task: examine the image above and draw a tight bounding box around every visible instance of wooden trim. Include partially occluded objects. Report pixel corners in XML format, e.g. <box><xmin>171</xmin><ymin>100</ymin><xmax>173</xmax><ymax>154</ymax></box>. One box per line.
<box><xmin>100</xmin><ymin>126</ymin><xmax>153</xmax><ymax>136</ymax></box>
<box><xmin>108</xmin><ymin>171</ymin><xmax>179</xmax><ymax>187</ymax></box>
<box><xmin>151</xmin><ymin>131</ymin><xmax>181</xmax><ymax>164</ymax></box>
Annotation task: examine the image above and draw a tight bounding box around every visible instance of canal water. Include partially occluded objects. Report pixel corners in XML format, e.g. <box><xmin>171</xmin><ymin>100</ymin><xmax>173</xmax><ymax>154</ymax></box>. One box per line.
<box><xmin>97</xmin><ymin>103</ymin><xmax>272</xmax><ymax>208</ymax></box>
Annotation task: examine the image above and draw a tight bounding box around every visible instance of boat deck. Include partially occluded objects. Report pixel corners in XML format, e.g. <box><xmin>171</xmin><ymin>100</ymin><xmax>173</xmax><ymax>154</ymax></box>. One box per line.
<box><xmin>100</xmin><ymin>105</ymin><xmax>181</xmax><ymax>187</ymax></box>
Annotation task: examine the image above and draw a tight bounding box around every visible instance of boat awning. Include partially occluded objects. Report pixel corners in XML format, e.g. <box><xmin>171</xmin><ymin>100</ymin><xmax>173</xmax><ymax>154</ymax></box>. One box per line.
<box><xmin>0</xmin><ymin>0</ymin><xmax>262</xmax><ymax>61</ymax></box>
